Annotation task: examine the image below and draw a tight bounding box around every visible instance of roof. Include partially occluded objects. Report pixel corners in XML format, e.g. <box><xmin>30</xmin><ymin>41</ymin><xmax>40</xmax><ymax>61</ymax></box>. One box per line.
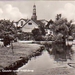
<box><xmin>13</xmin><ymin>18</ymin><xmax>28</xmax><ymax>26</ymax></box>
<box><xmin>38</xmin><ymin>19</ymin><xmax>48</xmax><ymax>22</ymax></box>
<box><xmin>21</xmin><ymin>19</ymin><xmax>45</xmax><ymax>28</ymax></box>
<box><xmin>34</xmin><ymin>20</ymin><xmax>45</xmax><ymax>26</ymax></box>
<box><xmin>16</xmin><ymin>18</ymin><xmax>28</xmax><ymax>23</ymax></box>
<box><xmin>22</xmin><ymin>19</ymin><xmax>31</xmax><ymax>28</ymax></box>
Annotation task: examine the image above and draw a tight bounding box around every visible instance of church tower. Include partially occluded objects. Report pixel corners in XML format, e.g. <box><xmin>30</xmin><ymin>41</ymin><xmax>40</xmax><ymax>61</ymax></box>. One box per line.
<box><xmin>31</xmin><ymin>4</ymin><xmax>37</xmax><ymax>20</ymax></box>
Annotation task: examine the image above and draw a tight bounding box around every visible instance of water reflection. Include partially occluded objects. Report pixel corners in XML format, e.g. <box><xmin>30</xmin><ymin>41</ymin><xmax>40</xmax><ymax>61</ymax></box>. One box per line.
<box><xmin>2</xmin><ymin>43</ymin><xmax>75</xmax><ymax>75</ymax></box>
<box><xmin>47</xmin><ymin>43</ymin><xmax>74</xmax><ymax>62</ymax></box>
<box><xmin>17</xmin><ymin>46</ymin><xmax>75</xmax><ymax>75</ymax></box>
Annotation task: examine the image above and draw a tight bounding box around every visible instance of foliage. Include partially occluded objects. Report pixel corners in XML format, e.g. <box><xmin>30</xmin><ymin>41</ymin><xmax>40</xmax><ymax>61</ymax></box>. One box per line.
<box><xmin>0</xmin><ymin>19</ymin><xmax>16</xmax><ymax>38</ymax></box>
<box><xmin>32</xmin><ymin>28</ymin><xmax>42</xmax><ymax>36</ymax></box>
<box><xmin>46</xmin><ymin>19</ymin><xmax>54</xmax><ymax>28</ymax></box>
<box><xmin>39</xmin><ymin>24</ymin><xmax>46</xmax><ymax>35</ymax></box>
<box><xmin>69</xmin><ymin>24</ymin><xmax>75</xmax><ymax>35</ymax></box>
<box><xmin>52</xmin><ymin>14</ymin><xmax>73</xmax><ymax>37</ymax></box>
<box><xmin>32</xmin><ymin>28</ymin><xmax>46</xmax><ymax>41</ymax></box>
<box><xmin>46</xmin><ymin>14</ymin><xmax>75</xmax><ymax>42</ymax></box>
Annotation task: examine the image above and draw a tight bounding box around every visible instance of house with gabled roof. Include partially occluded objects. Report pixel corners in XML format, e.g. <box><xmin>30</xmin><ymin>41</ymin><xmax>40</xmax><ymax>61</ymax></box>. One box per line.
<box><xmin>21</xmin><ymin>19</ymin><xmax>46</xmax><ymax>32</ymax></box>
<box><xmin>14</xmin><ymin>4</ymin><xmax>48</xmax><ymax>33</ymax></box>
<box><xmin>13</xmin><ymin>4</ymin><xmax>48</xmax><ymax>40</ymax></box>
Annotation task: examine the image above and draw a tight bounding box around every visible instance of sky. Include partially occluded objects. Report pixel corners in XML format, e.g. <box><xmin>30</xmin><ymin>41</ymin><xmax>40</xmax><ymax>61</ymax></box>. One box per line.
<box><xmin>0</xmin><ymin>0</ymin><xmax>75</xmax><ymax>21</ymax></box>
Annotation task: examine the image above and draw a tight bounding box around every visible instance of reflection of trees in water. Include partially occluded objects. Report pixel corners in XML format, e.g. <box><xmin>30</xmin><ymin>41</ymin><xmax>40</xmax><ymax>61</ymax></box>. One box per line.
<box><xmin>47</xmin><ymin>43</ymin><xmax>74</xmax><ymax>62</ymax></box>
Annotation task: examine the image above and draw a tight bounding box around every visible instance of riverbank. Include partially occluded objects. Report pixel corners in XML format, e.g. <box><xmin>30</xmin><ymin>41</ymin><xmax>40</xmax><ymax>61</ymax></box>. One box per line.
<box><xmin>17</xmin><ymin>48</ymin><xmax>75</xmax><ymax>75</ymax></box>
<box><xmin>0</xmin><ymin>42</ymin><xmax>44</xmax><ymax>73</ymax></box>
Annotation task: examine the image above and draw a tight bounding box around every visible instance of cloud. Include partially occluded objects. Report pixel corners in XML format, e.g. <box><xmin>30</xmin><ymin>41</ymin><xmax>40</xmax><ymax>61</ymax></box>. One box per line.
<box><xmin>0</xmin><ymin>4</ymin><xmax>28</xmax><ymax>21</ymax></box>
<box><xmin>55</xmin><ymin>3</ymin><xmax>75</xmax><ymax>21</ymax></box>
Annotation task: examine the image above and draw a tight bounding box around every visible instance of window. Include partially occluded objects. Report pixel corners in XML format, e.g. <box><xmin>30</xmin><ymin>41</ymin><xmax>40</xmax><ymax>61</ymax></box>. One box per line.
<box><xmin>21</xmin><ymin>21</ymin><xmax>23</xmax><ymax>26</ymax></box>
<box><xmin>28</xmin><ymin>22</ymin><xmax>32</xmax><ymax>25</ymax></box>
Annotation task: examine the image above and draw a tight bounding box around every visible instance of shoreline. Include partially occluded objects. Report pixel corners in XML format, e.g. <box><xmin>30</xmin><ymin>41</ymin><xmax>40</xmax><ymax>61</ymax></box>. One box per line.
<box><xmin>0</xmin><ymin>42</ymin><xmax>45</xmax><ymax>75</ymax></box>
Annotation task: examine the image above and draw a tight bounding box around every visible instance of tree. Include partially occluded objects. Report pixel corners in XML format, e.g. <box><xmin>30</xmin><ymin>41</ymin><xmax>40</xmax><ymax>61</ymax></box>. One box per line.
<box><xmin>32</xmin><ymin>28</ymin><xmax>41</xmax><ymax>36</ymax></box>
<box><xmin>39</xmin><ymin>24</ymin><xmax>46</xmax><ymax>35</ymax></box>
<box><xmin>46</xmin><ymin>19</ymin><xmax>54</xmax><ymax>28</ymax></box>
<box><xmin>51</xmin><ymin>14</ymin><xmax>73</xmax><ymax>45</ymax></box>
<box><xmin>54</xmin><ymin>14</ymin><xmax>71</xmax><ymax>36</ymax></box>
<box><xmin>56</xmin><ymin>14</ymin><xmax>61</xmax><ymax>20</ymax></box>
<box><xmin>32</xmin><ymin>28</ymin><xmax>45</xmax><ymax>41</ymax></box>
<box><xmin>0</xmin><ymin>19</ymin><xmax>16</xmax><ymax>39</ymax></box>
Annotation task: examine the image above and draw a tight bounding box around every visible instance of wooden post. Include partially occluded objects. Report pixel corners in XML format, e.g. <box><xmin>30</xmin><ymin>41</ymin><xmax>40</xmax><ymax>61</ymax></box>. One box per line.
<box><xmin>10</xmin><ymin>41</ymin><xmax>14</xmax><ymax>55</ymax></box>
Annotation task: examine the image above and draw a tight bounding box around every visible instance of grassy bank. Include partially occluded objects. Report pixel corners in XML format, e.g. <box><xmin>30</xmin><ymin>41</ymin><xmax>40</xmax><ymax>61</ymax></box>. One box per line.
<box><xmin>0</xmin><ymin>42</ymin><xmax>44</xmax><ymax>71</ymax></box>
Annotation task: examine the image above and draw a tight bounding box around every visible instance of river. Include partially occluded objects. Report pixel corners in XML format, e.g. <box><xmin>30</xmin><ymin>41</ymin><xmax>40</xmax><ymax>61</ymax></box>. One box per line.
<box><xmin>16</xmin><ymin>45</ymin><xmax>75</xmax><ymax>75</ymax></box>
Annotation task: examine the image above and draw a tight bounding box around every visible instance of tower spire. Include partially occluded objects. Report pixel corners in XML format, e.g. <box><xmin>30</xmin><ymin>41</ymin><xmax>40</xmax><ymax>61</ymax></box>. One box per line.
<box><xmin>31</xmin><ymin>4</ymin><xmax>37</xmax><ymax>20</ymax></box>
